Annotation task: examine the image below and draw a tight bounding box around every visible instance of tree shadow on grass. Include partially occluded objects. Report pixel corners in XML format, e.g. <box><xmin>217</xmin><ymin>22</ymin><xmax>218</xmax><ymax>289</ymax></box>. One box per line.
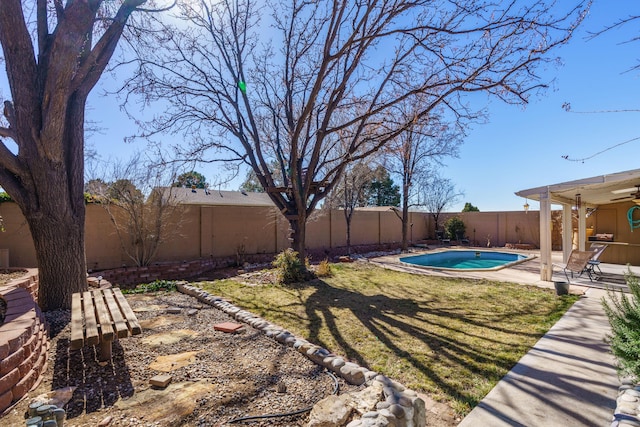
<box><xmin>301</xmin><ymin>279</ymin><xmax>559</xmax><ymax>407</ymax></box>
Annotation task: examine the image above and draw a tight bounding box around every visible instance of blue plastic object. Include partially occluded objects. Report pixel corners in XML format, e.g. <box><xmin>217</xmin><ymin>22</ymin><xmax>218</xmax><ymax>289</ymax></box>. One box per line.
<box><xmin>628</xmin><ymin>206</ymin><xmax>640</xmax><ymax>232</ymax></box>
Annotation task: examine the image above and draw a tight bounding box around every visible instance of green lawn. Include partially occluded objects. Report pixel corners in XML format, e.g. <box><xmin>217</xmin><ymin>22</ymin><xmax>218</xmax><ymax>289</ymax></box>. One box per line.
<box><xmin>195</xmin><ymin>262</ymin><xmax>578</xmax><ymax>415</ymax></box>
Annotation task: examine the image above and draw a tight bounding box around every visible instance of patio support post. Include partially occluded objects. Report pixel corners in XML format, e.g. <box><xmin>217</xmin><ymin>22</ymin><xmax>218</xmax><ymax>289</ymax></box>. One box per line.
<box><xmin>578</xmin><ymin>203</ymin><xmax>586</xmax><ymax>251</ymax></box>
<box><xmin>539</xmin><ymin>190</ymin><xmax>553</xmax><ymax>281</ymax></box>
<box><xmin>562</xmin><ymin>204</ymin><xmax>573</xmax><ymax>262</ymax></box>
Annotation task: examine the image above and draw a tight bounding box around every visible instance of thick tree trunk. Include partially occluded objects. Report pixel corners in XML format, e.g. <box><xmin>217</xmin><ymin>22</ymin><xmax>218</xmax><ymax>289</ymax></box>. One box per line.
<box><xmin>289</xmin><ymin>217</ymin><xmax>307</xmax><ymax>261</ymax></box>
<box><xmin>27</xmin><ymin>205</ymin><xmax>87</xmax><ymax>311</ymax></box>
<box><xmin>0</xmin><ymin>0</ymin><xmax>140</xmax><ymax>310</ymax></box>
<box><xmin>21</xmin><ymin>96</ymin><xmax>89</xmax><ymax>311</ymax></box>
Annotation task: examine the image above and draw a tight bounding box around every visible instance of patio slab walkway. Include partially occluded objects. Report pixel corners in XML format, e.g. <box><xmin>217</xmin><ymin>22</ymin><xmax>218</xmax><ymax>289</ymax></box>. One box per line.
<box><xmin>369</xmin><ymin>249</ymin><xmax>633</xmax><ymax>427</ymax></box>
<box><xmin>458</xmin><ymin>287</ymin><xmax>617</xmax><ymax>427</ymax></box>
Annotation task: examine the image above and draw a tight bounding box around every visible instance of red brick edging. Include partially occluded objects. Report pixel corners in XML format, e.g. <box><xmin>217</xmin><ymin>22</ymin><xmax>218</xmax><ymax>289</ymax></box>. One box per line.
<box><xmin>0</xmin><ymin>270</ymin><xmax>49</xmax><ymax>414</ymax></box>
<box><xmin>91</xmin><ymin>244</ymin><xmax>402</xmax><ymax>289</ymax></box>
<box><xmin>89</xmin><ymin>255</ymin><xmax>275</xmax><ymax>288</ymax></box>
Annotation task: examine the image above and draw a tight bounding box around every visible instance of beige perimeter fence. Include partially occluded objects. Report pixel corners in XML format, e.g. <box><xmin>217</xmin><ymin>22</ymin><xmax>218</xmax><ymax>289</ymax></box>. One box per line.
<box><xmin>1</xmin><ymin>201</ymin><xmax>637</xmax><ymax>270</ymax></box>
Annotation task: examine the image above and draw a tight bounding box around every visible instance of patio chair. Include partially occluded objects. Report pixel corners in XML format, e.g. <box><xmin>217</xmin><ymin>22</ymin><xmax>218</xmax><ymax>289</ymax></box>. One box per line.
<box><xmin>585</xmin><ymin>243</ymin><xmax>608</xmax><ymax>277</ymax></box>
<box><xmin>436</xmin><ymin>230</ymin><xmax>450</xmax><ymax>245</ymax></box>
<box><xmin>456</xmin><ymin>231</ymin><xmax>470</xmax><ymax>246</ymax></box>
<box><xmin>553</xmin><ymin>250</ymin><xmax>596</xmax><ymax>282</ymax></box>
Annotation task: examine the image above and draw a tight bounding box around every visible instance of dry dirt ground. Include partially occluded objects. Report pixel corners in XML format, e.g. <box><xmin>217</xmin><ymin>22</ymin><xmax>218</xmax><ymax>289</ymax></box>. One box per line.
<box><xmin>1</xmin><ymin>272</ymin><xmax>459</xmax><ymax>427</ymax></box>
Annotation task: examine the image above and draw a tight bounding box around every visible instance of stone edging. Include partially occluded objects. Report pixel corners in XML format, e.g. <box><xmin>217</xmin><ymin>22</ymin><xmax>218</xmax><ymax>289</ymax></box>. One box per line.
<box><xmin>611</xmin><ymin>378</ymin><xmax>640</xmax><ymax>426</ymax></box>
<box><xmin>177</xmin><ymin>282</ymin><xmax>426</xmax><ymax>427</ymax></box>
<box><xmin>0</xmin><ymin>270</ymin><xmax>49</xmax><ymax>415</ymax></box>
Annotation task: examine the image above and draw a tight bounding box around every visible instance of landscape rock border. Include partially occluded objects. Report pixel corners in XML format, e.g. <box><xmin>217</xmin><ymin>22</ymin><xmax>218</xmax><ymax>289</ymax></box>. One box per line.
<box><xmin>177</xmin><ymin>282</ymin><xmax>426</xmax><ymax>427</ymax></box>
<box><xmin>611</xmin><ymin>378</ymin><xmax>640</xmax><ymax>427</ymax></box>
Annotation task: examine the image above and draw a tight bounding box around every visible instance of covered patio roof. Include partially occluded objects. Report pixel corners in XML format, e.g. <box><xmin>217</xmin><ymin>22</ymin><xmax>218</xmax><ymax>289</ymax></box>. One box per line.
<box><xmin>515</xmin><ymin>168</ymin><xmax>640</xmax><ymax>207</ymax></box>
<box><xmin>514</xmin><ymin>168</ymin><xmax>640</xmax><ymax>282</ymax></box>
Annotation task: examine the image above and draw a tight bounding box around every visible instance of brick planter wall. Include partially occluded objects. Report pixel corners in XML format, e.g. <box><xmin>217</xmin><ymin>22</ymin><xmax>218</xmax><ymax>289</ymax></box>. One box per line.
<box><xmin>0</xmin><ymin>270</ymin><xmax>48</xmax><ymax>414</ymax></box>
<box><xmin>92</xmin><ymin>244</ymin><xmax>402</xmax><ymax>289</ymax></box>
<box><xmin>2</xmin><ymin>269</ymin><xmax>39</xmax><ymax>301</ymax></box>
<box><xmin>90</xmin><ymin>254</ymin><xmax>276</xmax><ymax>289</ymax></box>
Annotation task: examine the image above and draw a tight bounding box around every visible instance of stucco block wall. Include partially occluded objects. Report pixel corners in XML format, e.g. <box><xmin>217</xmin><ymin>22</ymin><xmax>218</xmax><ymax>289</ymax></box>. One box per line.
<box><xmin>85</xmin><ymin>205</ymin><xmax>128</xmax><ymax>271</ymax></box>
<box><xmin>1</xmin><ymin>201</ymin><xmax>639</xmax><ymax>268</ymax></box>
<box><xmin>0</xmin><ymin>204</ymin><xmax>36</xmax><ymax>268</ymax></box>
<box><xmin>154</xmin><ymin>206</ymin><xmax>201</xmax><ymax>262</ymax></box>
<box><xmin>450</xmin><ymin>211</ymin><xmax>542</xmax><ymax>247</ymax></box>
<box><xmin>198</xmin><ymin>205</ymin><xmax>289</xmax><ymax>258</ymax></box>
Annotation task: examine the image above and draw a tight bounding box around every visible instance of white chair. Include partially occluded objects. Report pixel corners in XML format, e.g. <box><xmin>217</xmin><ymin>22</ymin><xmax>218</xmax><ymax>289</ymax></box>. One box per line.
<box><xmin>553</xmin><ymin>250</ymin><xmax>596</xmax><ymax>282</ymax></box>
<box><xmin>586</xmin><ymin>243</ymin><xmax>607</xmax><ymax>277</ymax></box>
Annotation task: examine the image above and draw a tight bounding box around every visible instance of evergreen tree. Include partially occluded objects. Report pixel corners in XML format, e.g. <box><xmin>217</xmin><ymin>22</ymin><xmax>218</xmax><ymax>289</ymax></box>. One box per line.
<box><xmin>173</xmin><ymin>171</ymin><xmax>208</xmax><ymax>189</ymax></box>
<box><xmin>368</xmin><ymin>167</ymin><xmax>400</xmax><ymax>207</ymax></box>
<box><xmin>462</xmin><ymin>202</ymin><xmax>480</xmax><ymax>212</ymax></box>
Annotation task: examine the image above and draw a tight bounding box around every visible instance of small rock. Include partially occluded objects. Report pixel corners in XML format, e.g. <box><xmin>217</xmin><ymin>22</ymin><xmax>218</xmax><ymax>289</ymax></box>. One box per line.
<box><xmin>150</xmin><ymin>374</ymin><xmax>172</xmax><ymax>388</ymax></box>
<box><xmin>362</xmin><ymin>411</ymin><xmax>379</xmax><ymax>419</ymax></box>
<box><xmin>388</xmin><ymin>404</ymin><xmax>406</xmax><ymax>419</ymax></box>
<box><xmin>308</xmin><ymin>395</ymin><xmax>354</xmax><ymax>427</ymax></box>
<box><xmin>98</xmin><ymin>415</ymin><xmax>113</xmax><ymax>426</ymax></box>
<box><xmin>376</xmin><ymin>401</ymin><xmax>390</xmax><ymax>410</ymax></box>
<box><xmin>615</xmin><ymin>402</ymin><xmax>639</xmax><ymax>415</ymax></box>
<box><xmin>284</xmin><ymin>336</ymin><xmax>297</xmax><ymax>346</ymax></box>
<box><xmin>331</xmin><ymin>357</ymin><xmax>346</xmax><ymax>370</ymax></box>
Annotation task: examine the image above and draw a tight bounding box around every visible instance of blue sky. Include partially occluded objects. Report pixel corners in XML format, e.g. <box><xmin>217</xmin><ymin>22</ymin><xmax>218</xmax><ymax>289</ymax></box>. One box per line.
<box><xmin>446</xmin><ymin>1</ymin><xmax>640</xmax><ymax>212</ymax></box>
<box><xmin>6</xmin><ymin>1</ymin><xmax>638</xmax><ymax>212</ymax></box>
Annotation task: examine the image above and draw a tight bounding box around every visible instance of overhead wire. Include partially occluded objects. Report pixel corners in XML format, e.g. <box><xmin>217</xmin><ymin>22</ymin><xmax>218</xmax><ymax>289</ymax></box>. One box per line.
<box><xmin>561</xmin><ymin>136</ymin><xmax>640</xmax><ymax>162</ymax></box>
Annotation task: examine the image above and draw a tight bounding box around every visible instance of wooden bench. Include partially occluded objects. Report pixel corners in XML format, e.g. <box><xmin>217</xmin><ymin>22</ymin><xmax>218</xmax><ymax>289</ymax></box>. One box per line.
<box><xmin>70</xmin><ymin>288</ymin><xmax>142</xmax><ymax>362</ymax></box>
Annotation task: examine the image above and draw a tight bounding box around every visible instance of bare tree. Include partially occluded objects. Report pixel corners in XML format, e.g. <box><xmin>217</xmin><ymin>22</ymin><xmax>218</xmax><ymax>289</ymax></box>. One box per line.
<box><xmin>239</xmin><ymin>161</ymin><xmax>284</xmax><ymax>193</ymax></box>
<box><xmin>417</xmin><ymin>174</ymin><xmax>463</xmax><ymax>237</ymax></box>
<box><xmin>589</xmin><ymin>14</ymin><xmax>640</xmax><ymax>71</ymax></box>
<box><xmin>126</xmin><ymin>0</ymin><xmax>588</xmax><ymax>260</ymax></box>
<box><xmin>325</xmin><ymin>161</ymin><xmax>375</xmax><ymax>256</ymax></box>
<box><xmin>383</xmin><ymin>106</ymin><xmax>463</xmax><ymax>251</ymax></box>
<box><xmin>88</xmin><ymin>155</ymin><xmax>186</xmax><ymax>267</ymax></box>
<box><xmin>0</xmin><ymin>1</ymin><xmax>166</xmax><ymax>309</ymax></box>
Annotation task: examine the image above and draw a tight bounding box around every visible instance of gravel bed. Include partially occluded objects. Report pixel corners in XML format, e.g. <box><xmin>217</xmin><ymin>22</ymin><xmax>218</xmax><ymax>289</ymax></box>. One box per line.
<box><xmin>2</xmin><ymin>290</ymin><xmax>358</xmax><ymax>426</ymax></box>
<box><xmin>0</xmin><ymin>269</ymin><xmax>29</xmax><ymax>285</ymax></box>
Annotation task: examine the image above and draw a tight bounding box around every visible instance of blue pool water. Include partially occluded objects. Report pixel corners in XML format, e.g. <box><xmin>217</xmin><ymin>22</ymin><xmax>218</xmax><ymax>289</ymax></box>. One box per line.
<box><xmin>400</xmin><ymin>250</ymin><xmax>527</xmax><ymax>270</ymax></box>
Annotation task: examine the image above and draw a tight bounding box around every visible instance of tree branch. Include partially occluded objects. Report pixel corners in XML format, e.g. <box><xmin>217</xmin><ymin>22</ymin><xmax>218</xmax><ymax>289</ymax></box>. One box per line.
<box><xmin>72</xmin><ymin>0</ymin><xmax>148</xmax><ymax>95</ymax></box>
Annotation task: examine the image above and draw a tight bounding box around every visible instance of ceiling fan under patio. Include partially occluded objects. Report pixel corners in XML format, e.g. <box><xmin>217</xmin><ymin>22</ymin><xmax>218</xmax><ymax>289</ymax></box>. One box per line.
<box><xmin>611</xmin><ymin>185</ymin><xmax>640</xmax><ymax>202</ymax></box>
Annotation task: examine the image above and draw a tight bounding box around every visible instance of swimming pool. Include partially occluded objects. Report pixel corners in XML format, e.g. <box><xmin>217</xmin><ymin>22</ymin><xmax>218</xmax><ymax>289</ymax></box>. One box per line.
<box><xmin>400</xmin><ymin>250</ymin><xmax>528</xmax><ymax>271</ymax></box>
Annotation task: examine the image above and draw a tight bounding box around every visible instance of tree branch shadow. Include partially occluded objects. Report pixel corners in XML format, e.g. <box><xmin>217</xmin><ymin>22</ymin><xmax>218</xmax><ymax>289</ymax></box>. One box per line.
<box><xmin>301</xmin><ymin>278</ymin><xmax>561</xmax><ymax>408</ymax></box>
